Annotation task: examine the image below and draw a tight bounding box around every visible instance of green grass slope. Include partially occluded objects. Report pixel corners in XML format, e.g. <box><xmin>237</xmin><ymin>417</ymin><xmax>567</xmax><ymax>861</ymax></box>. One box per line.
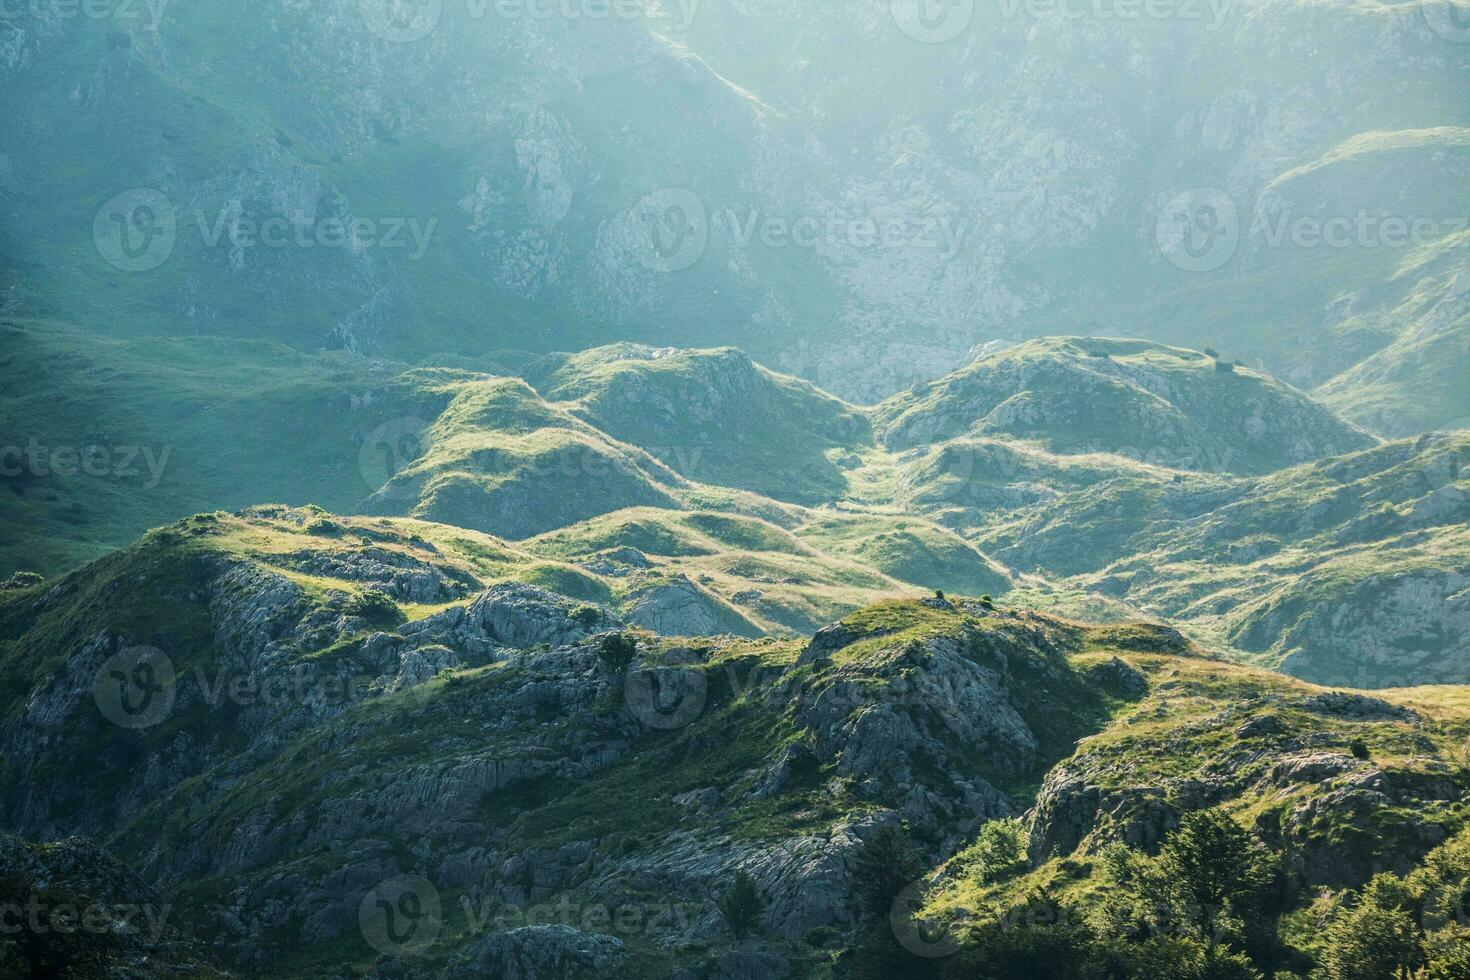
<box><xmin>522</xmin><ymin>344</ymin><xmax>873</xmax><ymax>504</ymax></box>
<box><xmin>875</xmin><ymin>338</ymin><xmax>1376</xmax><ymax>475</ymax></box>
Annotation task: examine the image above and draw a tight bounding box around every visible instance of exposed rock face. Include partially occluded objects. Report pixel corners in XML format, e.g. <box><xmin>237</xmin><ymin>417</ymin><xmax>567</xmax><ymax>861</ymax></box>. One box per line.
<box><xmin>4</xmin><ymin>547</ymin><xmax>1466</xmax><ymax>978</ymax></box>
<box><xmin>1247</xmin><ymin>567</ymin><xmax>1470</xmax><ymax>687</ymax></box>
<box><xmin>281</xmin><ymin>547</ymin><xmax>473</xmax><ymax>603</ymax></box>
<box><xmin>449</xmin><ymin>925</ymin><xmax>627</xmax><ymax>980</ymax></box>
<box><xmin>625</xmin><ymin>576</ymin><xmax>763</xmax><ymax>638</ymax></box>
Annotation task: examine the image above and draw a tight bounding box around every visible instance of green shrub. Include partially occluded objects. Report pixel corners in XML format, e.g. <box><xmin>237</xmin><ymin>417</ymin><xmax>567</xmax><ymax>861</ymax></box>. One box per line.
<box><xmin>345</xmin><ymin>589</ymin><xmax>399</xmax><ymax>623</ymax></box>
<box><xmin>0</xmin><ymin>571</ymin><xmax>44</xmax><ymax>591</ymax></box>
<box><xmin>718</xmin><ymin>871</ymin><xmax>764</xmax><ymax>940</ymax></box>
<box><xmin>963</xmin><ymin>818</ymin><xmax>1029</xmax><ymax>884</ymax></box>
<box><xmin>598</xmin><ymin>633</ymin><xmax>639</xmax><ymax>671</ymax></box>
<box><xmin>570</xmin><ymin>605</ymin><xmax>603</xmax><ymax>628</ymax></box>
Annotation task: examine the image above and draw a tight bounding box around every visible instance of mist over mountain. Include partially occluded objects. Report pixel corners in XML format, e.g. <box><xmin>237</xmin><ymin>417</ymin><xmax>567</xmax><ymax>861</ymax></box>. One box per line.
<box><xmin>3</xmin><ymin>0</ymin><xmax>1467</xmax><ymax>418</ymax></box>
<box><xmin>2</xmin><ymin>3</ymin><xmax>1469</xmax><ymax>979</ymax></box>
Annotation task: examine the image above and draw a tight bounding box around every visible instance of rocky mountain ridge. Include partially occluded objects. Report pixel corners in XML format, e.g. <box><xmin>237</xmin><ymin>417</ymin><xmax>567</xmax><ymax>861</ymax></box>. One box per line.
<box><xmin>3</xmin><ymin>556</ymin><xmax>1468</xmax><ymax>977</ymax></box>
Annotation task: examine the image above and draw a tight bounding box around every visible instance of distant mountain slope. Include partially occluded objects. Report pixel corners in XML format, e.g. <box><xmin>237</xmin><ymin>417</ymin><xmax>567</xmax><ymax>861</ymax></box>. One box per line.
<box><xmin>1312</xmin><ymin>230</ymin><xmax>1470</xmax><ymax>435</ymax></box>
<box><xmin>1</xmin><ymin>0</ymin><xmax>1465</xmax><ymax>413</ymax></box>
<box><xmin>522</xmin><ymin>344</ymin><xmax>872</xmax><ymax>503</ymax></box>
<box><xmin>875</xmin><ymin>338</ymin><xmax>1375</xmax><ymax>474</ymax></box>
<box><xmin>5</xmin><ymin>322</ymin><xmax>1466</xmax><ymax>685</ymax></box>
<box><xmin>924</xmin><ymin>433</ymin><xmax>1470</xmax><ymax>687</ymax></box>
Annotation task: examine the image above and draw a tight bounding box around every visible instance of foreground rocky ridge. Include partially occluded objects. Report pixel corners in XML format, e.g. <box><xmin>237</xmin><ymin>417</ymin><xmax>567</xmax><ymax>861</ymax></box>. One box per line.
<box><xmin>3</xmin><ymin>539</ymin><xmax>1469</xmax><ymax>977</ymax></box>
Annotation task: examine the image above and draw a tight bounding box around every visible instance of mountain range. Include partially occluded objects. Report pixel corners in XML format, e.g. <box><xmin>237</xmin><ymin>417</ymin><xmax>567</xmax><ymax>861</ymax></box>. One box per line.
<box><xmin>4</xmin><ymin>2</ymin><xmax>1470</xmax><ymax>977</ymax></box>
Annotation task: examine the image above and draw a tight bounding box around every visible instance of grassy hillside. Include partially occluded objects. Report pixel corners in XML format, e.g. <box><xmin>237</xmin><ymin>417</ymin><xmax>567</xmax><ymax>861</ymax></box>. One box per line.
<box><xmin>523</xmin><ymin>344</ymin><xmax>873</xmax><ymax>504</ymax></box>
<box><xmin>875</xmin><ymin>338</ymin><xmax>1376</xmax><ymax>474</ymax></box>
<box><xmin>4</xmin><ymin>576</ymin><xmax>1467</xmax><ymax>978</ymax></box>
<box><xmin>5</xmin><ymin>321</ymin><xmax>1466</xmax><ymax>687</ymax></box>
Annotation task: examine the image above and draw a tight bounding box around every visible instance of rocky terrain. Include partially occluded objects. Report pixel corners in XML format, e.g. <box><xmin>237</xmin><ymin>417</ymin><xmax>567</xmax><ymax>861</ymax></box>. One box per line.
<box><xmin>2</xmin><ymin>542</ymin><xmax>1468</xmax><ymax>977</ymax></box>
<box><xmin>4</xmin><ymin>2</ymin><xmax>1468</xmax><ymax>976</ymax></box>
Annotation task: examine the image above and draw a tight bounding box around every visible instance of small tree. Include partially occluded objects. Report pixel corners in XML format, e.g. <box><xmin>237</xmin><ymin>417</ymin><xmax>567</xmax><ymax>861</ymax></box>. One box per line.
<box><xmin>598</xmin><ymin>632</ymin><xmax>639</xmax><ymax>672</ymax></box>
<box><xmin>1349</xmin><ymin>737</ymin><xmax>1371</xmax><ymax>761</ymax></box>
<box><xmin>851</xmin><ymin>824</ymin><xmax>923</xmax><ymax>922</ymax></box>
<box><xmin>1321</xmin><ymin>897</ymin><xmax>1421</xmax><ymax>980</ymax></box>
<box><xmin>570</xmin><ymin>605</ymin><xmax>603</xmax><ymax>628</ymax></box>
<box><xmin>718</xmin><ymin>871</ymin><xmax>764</xmax><ymax>940</ymax></box>
<box><xmin>968</xmin><ymin>818</ymin><xmax>1029</xmax><ymax>883</ymax></box>
<box><xmin>1154</xmin><ymin>810</ymin><xmax>1281</xmax><ymax>954</ymax></box>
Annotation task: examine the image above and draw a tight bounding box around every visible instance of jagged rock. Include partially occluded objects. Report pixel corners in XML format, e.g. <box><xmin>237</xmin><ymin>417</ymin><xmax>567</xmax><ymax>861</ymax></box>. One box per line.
<box><xmin>798</xmin><ymin>622</ymin><xmax>862</xmax><ymax>664</ymax></box>
<box><xmin>581</xmin><ymin>547</ymin><xmax>653</xmax><ymax>578</ymax></box>
<box><xmin>448</xmin><ymin>925</ymin><xmax>626</xmax><ymax>980</ymax></box>
<box><xmin>1297</xmin><ymin>692</ymin><xmax>1418</xmax><ymax>721</ymax></box>
<box><xmin>753</xmin><ymin>744</ymin><xmax>818</xmax><ymax>800</ymax></box>
<box><xmin>1282</xmin><ymin>786</ymin><xmax>1451</xmax><ymax>887</ymax></box>
<box><xmin>1266</xmin><ymin>753</ymin><xmax>1363</xmax><ymax>787</ymax></box>
<box><xmin>1236</xmin><ymin>714</ymin><xmax>1284</xmax><ymax>738</ymax></box>
<box><xmin>0</xmin><ymin>832</ymin><xmax>220</xmax><ymax>975</ymax></box>
<box><xmin>625</xmin><ymin>576</ymin><xmax>762</xmax><ymax>638</ymax></box>
<box><xmin>282</xmin><ymin>547</ymin><xmax>472</xmax><ymax>603</ymax></box>
<box><xmin>674</xmin><ymin>788</ymin><xmax>722</xmax><ymax>813</ymax></box>
<box><xmin>400</xmin><ymin>582</ymin><xmax>617</xmax><ymax>653</ymax></box>
<box><xmin>1027</xmin><ymin>778</ymin><xmax>1181</xmax><ymax>860</ymax></box>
